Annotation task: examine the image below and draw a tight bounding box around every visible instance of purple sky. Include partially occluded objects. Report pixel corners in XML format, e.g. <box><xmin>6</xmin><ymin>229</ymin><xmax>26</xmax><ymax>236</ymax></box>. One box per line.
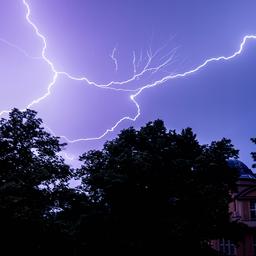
<box><xmin>1</xmin><ymin>0</ymin><xmax>256</xmax><ymax>167</ymax></box>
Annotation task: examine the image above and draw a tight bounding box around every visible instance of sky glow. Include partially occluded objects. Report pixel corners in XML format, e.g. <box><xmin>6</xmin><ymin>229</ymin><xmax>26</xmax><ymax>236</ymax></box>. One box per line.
<box><xmin>1</xmin><ymin>0</ymin><xmax>256</xmax><ymax>166</ymax></box>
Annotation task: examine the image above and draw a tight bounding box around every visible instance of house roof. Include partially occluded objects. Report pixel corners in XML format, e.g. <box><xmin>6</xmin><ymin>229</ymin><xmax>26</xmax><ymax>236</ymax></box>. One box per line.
<box><xmin>227</xmin><ymin>159</ymin><xmax>256</xmax><ymax>180</ymax></box>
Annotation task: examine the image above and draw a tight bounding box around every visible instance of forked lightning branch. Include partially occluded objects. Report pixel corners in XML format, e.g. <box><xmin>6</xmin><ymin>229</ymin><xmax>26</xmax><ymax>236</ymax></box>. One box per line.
<box><xmin>1</xmin><ymin>0</ymin><xmax>256</xmax><ymax>144</ymax></box>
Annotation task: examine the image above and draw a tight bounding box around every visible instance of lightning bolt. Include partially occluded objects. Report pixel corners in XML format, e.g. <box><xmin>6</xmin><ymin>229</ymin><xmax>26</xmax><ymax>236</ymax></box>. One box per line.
<box><xmin>1</xmin><ymin>0</ymin><xmax>255</xmax><ymax>146</ymax></box>
<box><xmin>61</xmin><ymin>34</ymin><xmax>256</xmax><ymax>143</ymax></box>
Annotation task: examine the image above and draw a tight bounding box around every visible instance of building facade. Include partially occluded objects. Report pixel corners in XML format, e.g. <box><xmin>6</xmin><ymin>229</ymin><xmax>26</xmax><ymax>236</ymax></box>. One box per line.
<box><xmin>212</xmin><ymin>160</ymin><xmax>256</xmax><ymax>256</ymax></box>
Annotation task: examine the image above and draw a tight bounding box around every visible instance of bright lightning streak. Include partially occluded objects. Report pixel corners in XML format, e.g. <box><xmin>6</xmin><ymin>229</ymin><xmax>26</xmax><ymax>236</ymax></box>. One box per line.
<box><xmin>1</xmin><ymin>0</ymin><xmax>255</xmax><ymax>144</ymax></box>
<box><xmin>61</xmin><ymin>34</ymin><xmax>256</xmax><ymax>143</ymax></box>
<box><xmin>0</xmin><ymin>0</ymin><xmax>59</xmax><ymax>116</ymax></box>
<box><xmin>133</xmin><ymin>35</ymin><xmax>256</xmax><ymax>93</ymax></box>
<box><xmin>22</xmin><ymin>0</ymin><xmax>176</xmax><ymax>93</ymax></box>
<box><xmin>22</xmin><ymin>0</ymin><xmax>58</xmax><ymax>110</ymax></box>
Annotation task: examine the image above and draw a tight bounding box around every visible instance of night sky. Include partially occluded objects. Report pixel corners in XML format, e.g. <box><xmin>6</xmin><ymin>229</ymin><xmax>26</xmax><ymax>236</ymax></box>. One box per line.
<box><xmin>1</xmin><ymin>0</ymin><xmax>256</xmax><ymax>167</ymax></box>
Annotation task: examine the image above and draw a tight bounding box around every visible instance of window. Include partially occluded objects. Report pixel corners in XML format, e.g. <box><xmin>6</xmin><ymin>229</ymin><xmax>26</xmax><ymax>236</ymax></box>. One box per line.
<box><xmin>250</xmin><ymin>200</ymin><xmax>256</xmax><ymax>220</ymax></box>
<box><xmin>219</xmin><ymin>239</ymin><xmax>236</xmax><ymax>256</ymax></box>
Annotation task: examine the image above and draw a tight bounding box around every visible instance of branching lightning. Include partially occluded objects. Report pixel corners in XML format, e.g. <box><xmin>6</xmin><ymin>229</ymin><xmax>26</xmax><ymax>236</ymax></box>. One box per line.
<box><xmin>59</xmin><ymin>33</ymin><xmax>256</xmax><ymax>143</ymax></box>
<box><xmin>1</xmin><ymin>0</ymin><xmax>256</xmax><ymax>145</ymax></box>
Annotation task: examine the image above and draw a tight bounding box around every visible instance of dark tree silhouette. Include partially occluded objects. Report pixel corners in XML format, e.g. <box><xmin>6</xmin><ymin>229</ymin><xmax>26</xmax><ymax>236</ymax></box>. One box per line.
<box><xmin>77</xmin><ymin>120</ymin><xmax>243</xmax><ymax>255</ymax></box>
<box><xmin>0</xmin><ymin>108</ymin><xmax>71</xmax><ymax>254</ymax></box>
<box><xmin>0</xmin><ymin>110</ymin><xmax>247</xmax><ymax>255</ymax></box>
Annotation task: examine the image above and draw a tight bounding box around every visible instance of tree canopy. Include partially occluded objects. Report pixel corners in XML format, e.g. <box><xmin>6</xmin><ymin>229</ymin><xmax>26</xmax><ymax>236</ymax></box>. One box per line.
<box><xmin>0</xmin><ymin>108</ymin><xmax>71</xmax><ymax>253</ymax></box>
<box><xmin>0</xmin><ymin>109</ymin><xmax>247</xmax><ymax>255</ymax></box>
<box><xmin>77</xmin><ymin>119</ymin><xmax>243</xmax><ymax>255</ymax></box>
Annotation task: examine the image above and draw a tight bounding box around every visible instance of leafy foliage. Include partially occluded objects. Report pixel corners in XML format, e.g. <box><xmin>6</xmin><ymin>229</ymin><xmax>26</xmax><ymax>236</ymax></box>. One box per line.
<box><xmin>0</xmin><ymin>108</ymin><xmax>71</xmax><ymax>253</ymax></box>
<box><xmin>77</xmin><ymin>120</ymin><xmax>242</xmax><ymax>254</ymax></box>
<box><xmin>0</xmin><ymin>110</ymin><xmax>246</xmax><ymax>255</ymax></box>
